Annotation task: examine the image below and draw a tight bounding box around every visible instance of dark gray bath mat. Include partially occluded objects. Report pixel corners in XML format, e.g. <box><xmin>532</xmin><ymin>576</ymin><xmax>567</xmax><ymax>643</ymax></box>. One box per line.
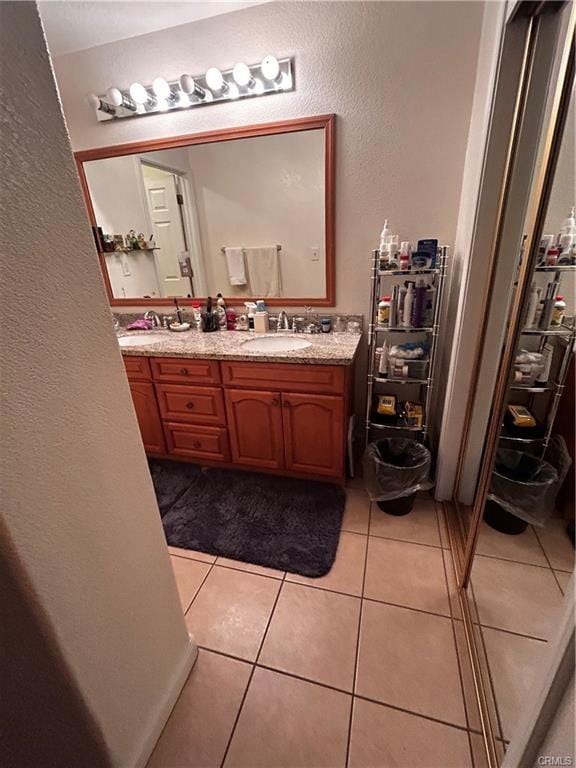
<box><xmin>148</xmin><ymin>459</ymin><xmax>346</xmax><ymax>577</ymax></box>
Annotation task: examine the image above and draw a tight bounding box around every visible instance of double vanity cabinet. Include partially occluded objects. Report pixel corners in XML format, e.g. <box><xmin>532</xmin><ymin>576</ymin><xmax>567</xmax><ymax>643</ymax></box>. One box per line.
<box><xmin>122</xmin><ymin>339</ymin><xmax>358</xmax><ymax>483</ymax></box>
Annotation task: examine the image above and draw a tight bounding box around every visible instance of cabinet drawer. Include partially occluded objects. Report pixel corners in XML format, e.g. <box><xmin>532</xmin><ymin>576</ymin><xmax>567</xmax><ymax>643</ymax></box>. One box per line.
<box><xmin>151</xmin><ymin>357</ymin><xmax>221</xmax><ymax>384</ymax></box>
<box><xmin>156</xmin><ymin>384</ymin><xmax>226</xmax><ymax>426</ymax></box>
<box><xmin>123</xmin><ymin>355</ymin><xmax>152</xmax><ymax>381</ymax></box>
<box><xmin>221</xmin><ymin>361</ymin><xmax>346</xmax><ymax>395</ymax></box>
<box><xmin>164</xmin><ymin>423</ymin><xmax>230</xmax><ymax>462</ymax></box>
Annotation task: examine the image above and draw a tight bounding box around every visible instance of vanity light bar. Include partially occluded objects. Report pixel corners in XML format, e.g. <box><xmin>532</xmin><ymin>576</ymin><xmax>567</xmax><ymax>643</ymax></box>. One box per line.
<box><xmin>87</xmin><ymin>56</ymin><xmax>294</xmax><ymax>122</ymax></box>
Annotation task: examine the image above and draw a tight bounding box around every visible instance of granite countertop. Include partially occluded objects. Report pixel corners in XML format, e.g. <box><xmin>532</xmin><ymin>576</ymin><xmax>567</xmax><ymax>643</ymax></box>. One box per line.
<box><xmin>118</xmin><ymin>329</ymin><xmax>362</xmax><ymax>365</ymax></box>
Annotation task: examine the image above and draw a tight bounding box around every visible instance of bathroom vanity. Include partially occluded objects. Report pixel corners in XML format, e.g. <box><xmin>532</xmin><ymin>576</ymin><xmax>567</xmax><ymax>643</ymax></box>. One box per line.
<box><xmin>121</xmin><ymin>331</ymin><xmax>360</xmax><ymax>484</ymax></box>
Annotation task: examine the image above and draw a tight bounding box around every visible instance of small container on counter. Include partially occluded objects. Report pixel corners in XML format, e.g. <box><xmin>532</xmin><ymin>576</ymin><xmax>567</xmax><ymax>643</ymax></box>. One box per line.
<box><xmin>320</xmin><ymin>317</ymin><xmax>332</xmax><ymax>333</ymax></box>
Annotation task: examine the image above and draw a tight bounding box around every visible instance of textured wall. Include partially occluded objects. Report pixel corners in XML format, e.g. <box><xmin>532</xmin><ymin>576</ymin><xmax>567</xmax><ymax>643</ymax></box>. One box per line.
<box><xmin>0</xmin><ymin>3</ymin><xmax>193</xmax><ymax>766</ymax></box>
<box><xmin>52</xmin><ymin>0</ymin><xmax>484</xmax><ymax>314</ymax></box>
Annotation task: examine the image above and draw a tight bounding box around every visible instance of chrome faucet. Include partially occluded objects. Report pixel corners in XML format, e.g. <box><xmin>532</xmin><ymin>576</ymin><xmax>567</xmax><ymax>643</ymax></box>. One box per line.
<box><xmin>277</xmin><ymin>311</ymin><xmax>290</xmax><ymax>331</ymax></box>
<box><xmin>144</xmin><ymin>310</ymin><xmax>162</xmax><ymax>328</ymax></box>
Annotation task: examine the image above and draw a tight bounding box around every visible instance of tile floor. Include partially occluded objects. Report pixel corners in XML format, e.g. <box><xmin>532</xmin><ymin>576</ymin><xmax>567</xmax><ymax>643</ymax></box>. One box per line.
<box><xmin>470</xmin><ymin>518</ymin><xmax>574</xmax><ymax>742</ymax></box>
<box><xmin>149</xmin><ymin>490</ymin><xmax>481</xmax><ymax>768</ymax></box>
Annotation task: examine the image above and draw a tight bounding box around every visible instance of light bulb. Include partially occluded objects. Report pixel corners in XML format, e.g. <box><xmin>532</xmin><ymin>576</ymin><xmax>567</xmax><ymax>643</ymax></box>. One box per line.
<box><xmin>86</xmin><ymin>93</ymin><xmax>115</xmax><ymax>115</ymax></box>
<box><xmin>253</xmin><ymin>78</ymin><xmax>264</xmax><ymax>95</ymax></box>
<box><xmin>152</xmin><ymin>77</ymin><xmax>172</xmax><ymax>100</ymax></box>
<box><xmin>228</xmin><ymin>82</ymin><xmax>240</xmax><ymax>100</ymax></box>
<box><xmin>106</xmin><ymin>87</ymin><xmax>136</xmax><ymax>111</ymax></box>
<box><xmin>178</xmin><ymin>92</ymin><xmax>190</xmax><ymax>108</ymax></box>
<box><xmin>106</xmin><ymin>87</ymin><xmax>123</xmax><ymax>106</ymax></box>
<box><xmin>205</xmin><ymin>67</ymin><xmax>225</xmax><ymax>91</ymax></box>
<box><xmin>129</xmin><ymin>82</ymin><xmax>153</xmax><ymax>105</ymax></box>
<box><xmin>233</xmin><ymin>62</ymin><xmax>254</xmax><ymax>88</ymax></box>
<box><xmin>179</xmin><ymin>74</ymin><xmax>206</xmax><ymax>100</ymax></box>
<box><xmin>261</xmin><ymin>55</ymin><xmax>280</xmax><ymax>81</ymax></box>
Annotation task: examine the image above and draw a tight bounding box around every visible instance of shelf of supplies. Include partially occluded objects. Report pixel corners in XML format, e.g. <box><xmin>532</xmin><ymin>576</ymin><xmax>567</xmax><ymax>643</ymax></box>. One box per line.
<box><xmin>369</xmin><ymin>420</ymin><xmax>425</xmax><ymax>432</ymax></box>
<box><xmin>521</xmin><ymin>324</ymin><xmax>574</xmax><ymax>336</ymax></box>
<box><xmin>534</xmin><ymin>265</ymin><xmax>576</xmax><ymax>272</ymax></box>
<box><xmin>378</xmin><ymin>268</ymin><xmax>441</xmax><ymax>277</ymax></box>
<box><xmin>499</xmin><ymin>432</ymin><xmax>545</xmax><ymax>444</ymax></box>
<box><xmin>510</xmin><ymin>383</ymin><xmax>555</xmax><ymax>393</ymax></box>
<box><xmin>375</xmin><ymin>326</ymin><xmax>434</xmax><ymax>333</ymax></box>
<box><xmin>373</xmin><ymin>376</ymin><xmax>428</xmax><ymax>385</ymax></box>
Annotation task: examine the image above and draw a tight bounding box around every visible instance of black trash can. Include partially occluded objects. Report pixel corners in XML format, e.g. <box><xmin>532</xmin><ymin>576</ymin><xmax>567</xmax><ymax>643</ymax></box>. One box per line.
<box><xmin>485</xmin><ymin>449</ymin><xmax>558</xmax><ymax>535</ymax></box>
<box><xmin>363</xmin><ymin>438</ymin><xmax>432</xmax><ymax>516</ymax></box>
<box><xmin>377</xmin><ymin>493</ymin><xmax>417</xmax><ymax>516</ymax></box>
<box><xmin>483</xmin><ymin>499</ymin><xmax>528</xmax><ymax>535</ymax></box>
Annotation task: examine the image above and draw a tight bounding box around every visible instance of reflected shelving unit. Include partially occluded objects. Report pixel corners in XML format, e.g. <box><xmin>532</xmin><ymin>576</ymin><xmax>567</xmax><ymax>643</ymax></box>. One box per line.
<box><xmin>499</xmin><ymin>265</ymin><xmax>575</xmax><ymax>455</ymax></box>
<box><xmin>364</xmin><ymin>247</ymin><xmax>448</xmax><ymax>445</ymax></box>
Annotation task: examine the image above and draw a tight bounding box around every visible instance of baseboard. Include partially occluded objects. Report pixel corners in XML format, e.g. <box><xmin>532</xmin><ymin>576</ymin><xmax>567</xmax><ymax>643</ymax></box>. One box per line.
<box><xmin>130</xmin><ymin>633</ymin><xmax>198</xmax><ymax>768</ymax></box>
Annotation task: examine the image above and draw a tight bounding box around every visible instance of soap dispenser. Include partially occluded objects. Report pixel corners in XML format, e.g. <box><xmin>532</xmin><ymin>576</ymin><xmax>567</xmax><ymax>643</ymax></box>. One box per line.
<box><xmin>254</xmin><ymin>300</ymin><xmax>269</xmax><ymax>334</ymax></box>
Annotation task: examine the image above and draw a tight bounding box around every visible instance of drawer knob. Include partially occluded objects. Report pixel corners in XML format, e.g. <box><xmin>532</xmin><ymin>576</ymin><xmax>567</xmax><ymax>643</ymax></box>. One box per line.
<box><xmin>186</xmin><ymin>402</ymin><xmax>195</xmax><ymax>410</ymax></box>
<box><xmin>283</xmin><ymin>399</ymin><xmax>291</xmax><ymax>408</ymax></box>
<box><xmin>272</xmin><ymin>397</ymin><xmax>280</xmax><ymax>407</ymax></box>
<box><xmin>180</xmin><ymin>368</ymin><xmax>189</xmax><ymax>376</ymax></box>
<box><xmin>192</xmin><ymin>441</ymin><xmax>202</xmax><ymax>449</ymax></box>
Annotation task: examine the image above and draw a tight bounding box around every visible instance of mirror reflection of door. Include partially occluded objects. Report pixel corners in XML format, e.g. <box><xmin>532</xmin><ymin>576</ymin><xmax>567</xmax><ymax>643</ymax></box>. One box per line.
<box><xmin>140</xmin><ymin>163</ymin><xmax>194</xmax><ymax>298</ymax></box>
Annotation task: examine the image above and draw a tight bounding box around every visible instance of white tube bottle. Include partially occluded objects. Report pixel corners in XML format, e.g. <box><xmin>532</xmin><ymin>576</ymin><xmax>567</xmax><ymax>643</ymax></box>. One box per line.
<box><xmin>525</xmin><ymin>283</ymin><xmax>541</xmax><ymax>329</ymax></box>
<box><xmin>402</xmin><ymin>282</ymin><xmax>415</xmax><ymax>328</ymax></box>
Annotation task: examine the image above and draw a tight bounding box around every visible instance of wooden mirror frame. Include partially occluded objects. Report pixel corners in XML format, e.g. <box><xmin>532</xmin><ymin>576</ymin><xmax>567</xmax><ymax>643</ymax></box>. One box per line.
<box><xmin>75</xmin><ymin>114</ymin><xmax>336</xmax><ymax>307</ymax></box>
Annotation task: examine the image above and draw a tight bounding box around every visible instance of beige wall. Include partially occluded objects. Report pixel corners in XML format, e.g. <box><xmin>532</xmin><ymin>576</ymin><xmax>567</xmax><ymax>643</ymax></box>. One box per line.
<box><xmin>0</xmin><ymin>3</ymin><xmax>195</xmax><ymax>766</ymax></box>
<box><xmin>187</xmin><ymin>131</ymin><xmax>325</xmax><ymax>298</ymax></box>
<box><xmin>51</xmin><ymin>0</ymin><xmax>484</xmax><ymax>315</ymax></box>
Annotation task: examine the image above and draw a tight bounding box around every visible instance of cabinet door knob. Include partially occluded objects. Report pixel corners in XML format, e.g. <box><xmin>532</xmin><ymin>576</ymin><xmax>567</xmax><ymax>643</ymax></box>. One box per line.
<box><xmin>180</xmin><ymin>368</ymin><xmax>189</xmax><ymax>376</ymax></box>
<box><xmin>272</xmin><ymin>397</ymin><xmax>280</xmax><ymax>407</ymax></box>
<box><xmin>186</xmin><ymin>402</ymin><xmax>195</xmax><ymax>410</ymax></box>
<box><xmin>283</xmin><ymin>399</ymin><xmax>291</xmax><ymax>408</ymax></box>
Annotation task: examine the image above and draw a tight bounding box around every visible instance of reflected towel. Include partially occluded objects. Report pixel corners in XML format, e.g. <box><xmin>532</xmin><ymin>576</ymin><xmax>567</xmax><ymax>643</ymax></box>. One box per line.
<box><xmin>245</xmin><ymin>246</ymin><xmax>281</xmax><ymax>297</ymax></box>
<box><xmin>225</xmin><ymin>247</ymin><xmax>247</xmax><ymax>286</ymax></box>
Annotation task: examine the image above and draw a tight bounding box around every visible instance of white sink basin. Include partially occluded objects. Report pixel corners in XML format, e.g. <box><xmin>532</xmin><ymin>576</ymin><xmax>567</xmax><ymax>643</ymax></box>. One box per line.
<box><xmin>241</xmin><ymin>335</ymin><xmax>312</xmax><ymax>353</ymax></box>
<box><xmin>118</xmin><ymin>334</ymin><xmax>167</xmax><ymax>348</ymax></box>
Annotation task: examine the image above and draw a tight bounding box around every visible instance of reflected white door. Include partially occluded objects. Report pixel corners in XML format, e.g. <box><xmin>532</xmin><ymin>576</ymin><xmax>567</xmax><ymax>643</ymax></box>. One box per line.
<box><xmin>142</xmin><ymin>165</ymin><xmax>191</xmax><ymax>297</ymax></box>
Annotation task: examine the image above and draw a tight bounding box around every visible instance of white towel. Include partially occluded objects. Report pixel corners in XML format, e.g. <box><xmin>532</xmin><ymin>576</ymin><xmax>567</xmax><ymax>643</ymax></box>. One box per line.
<box><xmin>245</xmin><ymin>246</ymin><xmax>281</xmax><ymax>297</ymax></box>
<box><xmin>225</xmin><ymin>247</ymin><xmax>247</xmax><ymax>286</ymax></box>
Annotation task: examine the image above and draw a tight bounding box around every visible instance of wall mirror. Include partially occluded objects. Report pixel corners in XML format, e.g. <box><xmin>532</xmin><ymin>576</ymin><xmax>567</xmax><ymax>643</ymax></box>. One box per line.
<box><xmin>75</xmin><ymin>114</ymin><xmax>335</xmax><ymax>306</ymax></box>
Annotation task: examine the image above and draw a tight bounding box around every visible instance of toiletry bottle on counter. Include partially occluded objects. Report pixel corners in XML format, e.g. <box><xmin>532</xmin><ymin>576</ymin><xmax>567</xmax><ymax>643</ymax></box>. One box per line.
<box><xmin>225</xmin><ymin>307</ymin><xmax>237</xmax><ymax>330</ymax></box>
<box><xmin>254</xmin><ymin>300</ymin><xmax>269</xmax><ymax>334</ymax></box>
<box><xmin>245</xmin><ymin>302</ymin><xmax>256</xmax><ymax>331</ymax></box>
<box><xmin>402</xmin><ymin>282</ymin><xmax>415</xmax><ymax>328</ymax></box>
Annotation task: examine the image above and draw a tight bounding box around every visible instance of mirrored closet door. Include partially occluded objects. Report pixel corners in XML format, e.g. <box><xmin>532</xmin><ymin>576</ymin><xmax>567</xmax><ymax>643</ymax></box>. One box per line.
<box><xmin>447</xmin><ymin>3</ymin><xmax>575</xmax><ymax>765</ymax></box>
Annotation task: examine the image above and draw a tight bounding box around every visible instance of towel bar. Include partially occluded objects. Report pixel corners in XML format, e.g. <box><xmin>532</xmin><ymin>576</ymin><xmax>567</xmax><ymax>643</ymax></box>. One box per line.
<box><xmin>220</xmin><ymin>244</ymin><xmax>282</xmax><ymax>254</ymax></box>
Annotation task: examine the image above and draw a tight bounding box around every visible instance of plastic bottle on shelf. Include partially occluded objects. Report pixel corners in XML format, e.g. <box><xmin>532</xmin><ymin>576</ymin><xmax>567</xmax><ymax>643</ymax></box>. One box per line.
<box><xmin>378</xmin><ymin>296</ymin><xmax>391</xmax><ymax>325</ymax></box>
<box><xmin>551</xmin><ymin>296</ymin><xmax>566</xmax><ymax>327</ymax></box>
<box><xmin>399</xmin><ymin>242</ymin><xmax>411</xmax><ymax>271</ymax></box>
<box><xmin>379</xmin><ymin>220</ymin><xmax>391</xmax><ymax>253</ymax></box>
<box><xmin>525</xmin><ymin>283</ymin><xmax>541</xmax><ymax>329</ymax></box>
<box><xmin>412</xmin><ymin>280</ymin><xmax>427</xmax><ymax>328</ymax></box>
<box><xmin>402</xmin><ymin>282</ymin><xmax>415</xmax><ymax>328</ymax></box>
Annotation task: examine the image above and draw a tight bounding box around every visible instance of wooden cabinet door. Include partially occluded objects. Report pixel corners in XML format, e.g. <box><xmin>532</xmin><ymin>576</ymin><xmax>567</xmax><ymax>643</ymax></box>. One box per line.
<box><xmin>225</xmin><ymin>389</ymin><xmax>284</xmax><ymax>470</ymax></box>
<box><xmin>282</xmin><ymin>393</ymin><xmax>344</xmax><ymax>479</ymax></box>
<box><xmin>129</xmin><ymin>382</ymin><xmax>166</xmax><ymax>454</ymax></box>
